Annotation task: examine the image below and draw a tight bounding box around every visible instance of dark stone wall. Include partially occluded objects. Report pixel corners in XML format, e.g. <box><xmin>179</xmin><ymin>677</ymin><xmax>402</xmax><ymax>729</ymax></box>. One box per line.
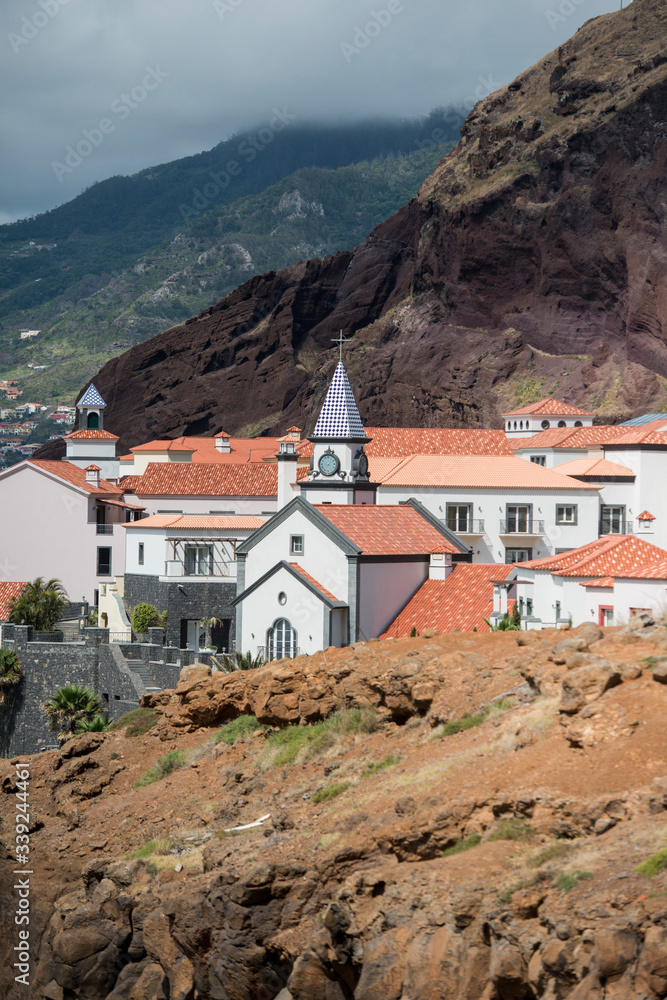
<box><xmin>124</xmin><ymin>574</ymin><xmax>236</xmax><ymax>651</ymax></box>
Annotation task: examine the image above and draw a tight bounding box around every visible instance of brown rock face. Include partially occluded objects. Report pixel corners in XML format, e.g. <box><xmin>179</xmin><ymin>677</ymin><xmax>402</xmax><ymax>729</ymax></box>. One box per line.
<box><xmin>36</xmin><ymin>0</ymin><xmax>667</xmax><ymax>460</ymax></box>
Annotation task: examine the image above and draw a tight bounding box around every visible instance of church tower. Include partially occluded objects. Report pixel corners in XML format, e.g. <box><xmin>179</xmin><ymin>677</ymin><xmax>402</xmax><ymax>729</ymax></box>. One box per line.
<box><xmin>300</xmin><ymin>355</ymin><xmax>377</xmax><ymax>505</ymax></box>
<box><xmin>62</xmin><ymin>384</ymin><xmax>120</xmax><ymax>481</ymax></box>
<box><xmin>77</xmin><ymin>383</ymin><xmax>107</xmax><ymax>430</ymax></box>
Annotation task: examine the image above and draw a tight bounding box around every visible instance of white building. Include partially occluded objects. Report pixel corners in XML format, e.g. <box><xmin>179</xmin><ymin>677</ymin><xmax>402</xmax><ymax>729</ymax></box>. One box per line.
<box><xmin>502</xmin><ymin>398</ymin><xmax>595</xmax><ymax>440</ymax></box>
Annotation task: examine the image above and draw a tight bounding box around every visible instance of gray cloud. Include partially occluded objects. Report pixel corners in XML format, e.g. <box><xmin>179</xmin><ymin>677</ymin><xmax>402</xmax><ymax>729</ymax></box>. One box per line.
<box><xmin>0</xmin><ymin>0</ymin><xmax>627</xmax><ymax>222</ymax></box>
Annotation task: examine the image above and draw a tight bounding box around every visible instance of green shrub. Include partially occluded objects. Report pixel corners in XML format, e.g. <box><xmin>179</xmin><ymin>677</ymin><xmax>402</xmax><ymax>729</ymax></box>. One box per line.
<box><xmin>441</xmin><ymin>834</ymin><xmax>482</xmax><ymax>858</ymax></box>
<box><xmin>410</xmin><ymin>626</ymin><xmax>417</xmax><ymax>638</ymax></box>
<box><xmin>528</xmin><ymin>842</ymin><xmax>573</xmax><ymax>868</ymax></box>
<box><xmin>131</xmin><ymin>603</ymin><xmax>163</xmax><ymax>634</ymax></box>
<box><xmin>363</xmin><ymin>755</ymin><xmax>401</xmax><ymax>776</ymax></box>
<box><xmin>312</xmin><ymin>782</ymin><xmax>350</xmax><ymax>804</ymax></box>
<box><xmin>76</xmin><ymin>715</ymin><xmax>111</xmax><ymax>733</ymax></box>
<box><xmin>135</xmin><ymin>750</ymin><xmax>185</xmax><ymax>787</ymax></box>
<box><xmin>214</xmin><ymin>715</ymin><xmax>266</xmax><ymax>744</ymax></box>
<box><xmin>0</xmin><ymin>649</ymin><xmax>23</xmax><ymax>692</ymax></box>
<box><xmin>635</xmin><ymin>849</ymin><xmax>667</xmax><ymax>878</ymax></box>
<box><xmin>488</xmin><ymin>818</ymin><xmax>535</xmax><ymax>842</ymax></box>
<box><xmin>129</xmin><ymin>841</ymin><xmax>157</xmax><ymax>859</ymax></box>
<box><xmin>556</xmin><ymin>870</ymin><xmax>593</xmax><ymax>893</ymax></box>
<box><xmin>108</xmin><ymin>707</ymin><xmax>158</xmax><ymax>737</ymax></box>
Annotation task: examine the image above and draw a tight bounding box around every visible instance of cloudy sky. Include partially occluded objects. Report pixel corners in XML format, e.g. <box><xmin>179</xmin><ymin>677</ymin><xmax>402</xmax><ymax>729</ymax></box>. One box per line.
<box><xmin>1</xmin><ymin>0</ymin><xmax>627</xmax><ymax>224</ymax></box>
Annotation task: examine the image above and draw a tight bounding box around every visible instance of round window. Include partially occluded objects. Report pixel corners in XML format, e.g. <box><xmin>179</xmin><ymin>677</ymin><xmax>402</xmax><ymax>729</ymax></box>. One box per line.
<box><xmin>541</xmin><ymin>420</ymin><xmax>550</xmax><ymax>430</ymax></box>
<box><xmin>278</xmin><ymin>592</ymin><xmax>287</xmax><ymax>606</ymax></box>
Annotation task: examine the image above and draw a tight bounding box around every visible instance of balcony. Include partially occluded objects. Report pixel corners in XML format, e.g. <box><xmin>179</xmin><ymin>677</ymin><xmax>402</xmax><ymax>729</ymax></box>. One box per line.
<box><xmin>599</xmin><ymin>520</ymin><xmax>634</xmax><ymax>536</ymax></box>
<box><xmin>447</xmin><ymin>518</ymin><xmax>485</xmax><ymax>536</ymax></box>
<box><xmin>499</xmin><ymin>519</ymin><xmax>545</xmax><ymax>537</ymax></box>
<box><xmin>164</xmin><ymin>559</ymin><xmax>235</xmax><ymax>578</ymax></box>
<box><xmin>96</xmin><ymin>524</ymin><xmax>113</xmax><ymax>535</ymax></box>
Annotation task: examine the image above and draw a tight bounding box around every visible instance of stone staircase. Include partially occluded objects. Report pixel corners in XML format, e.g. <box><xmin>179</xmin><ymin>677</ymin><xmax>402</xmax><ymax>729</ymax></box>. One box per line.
<box><xmin>125</xmin><ymin>660</ymin><xmax>163</xmax><ymax>694</ymax></box>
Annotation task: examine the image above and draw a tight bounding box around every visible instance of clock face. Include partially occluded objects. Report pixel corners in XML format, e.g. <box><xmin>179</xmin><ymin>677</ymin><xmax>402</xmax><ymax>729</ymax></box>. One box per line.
<box><xmin>318</xmin><ymin>451</ymin><xmax>340</xmax><ymax>477</ymax></box>
<box><xmin>358</xmin><ymin>452</ymin><xmax>369</xmax><ymax>477</ymax></box>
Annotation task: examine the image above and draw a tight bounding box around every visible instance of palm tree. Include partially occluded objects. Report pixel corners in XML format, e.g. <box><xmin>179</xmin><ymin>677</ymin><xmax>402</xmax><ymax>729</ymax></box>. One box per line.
<box><xmin>199</xmin><ymin>616</ymin><xmax>220</xmax><ymax>650</ymax></box>
<box><xmin>76</xmin><ymin>715</ymin><xmax>111</xmax><ymax>733</ymax></box>
<box><xmin>219</xmin><ymin>650</ymin><xmax>267</xmax><ymax>672</ymax></box>
<box><xmin>43</xmin><ymin>684</ymin><xmax>104</xmax><ymax>736</ymax></box>
<box><xmin>8</xmin><ymin>578</ymin><xmax>68</xmax><ymax>632</ymax></box>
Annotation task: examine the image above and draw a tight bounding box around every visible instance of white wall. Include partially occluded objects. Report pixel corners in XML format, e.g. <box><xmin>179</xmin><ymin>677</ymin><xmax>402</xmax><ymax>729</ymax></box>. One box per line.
<box><xmin>504</xmin><ymin>414</ymin><xmax>593</xmax><ymax>439</ymax></box>
<box><xmin>358</xmin><ymin>559</ymin><xmax>428</xmax><ymax>639</ymax></box>
<box><xmin>513</xmin><ymin>447</ymin><xmax>604</xmax><ymax>469</ymax></box>
<box><xmin>239</xmin><ymin>563</ymin><xmax>329</xmax><ymax>657</ymax></box>
<box><xmin>137</xmin><ymin>495</ymin><xmax>276</xmax><ymax>517</ymax></box>
<box><xmin>603</xmin><ymin>448</ymin><xmax>667</xmax><ymax>548</ymax></box>
<box><xmin>515</xmin><ymin>569</ymin><xmax>667</xmax><ymax>629</ymax></box>
<box><xmin>0</xmin><ymin>463</ymin><xmax>126</xmax><ymax>603</ymax></box>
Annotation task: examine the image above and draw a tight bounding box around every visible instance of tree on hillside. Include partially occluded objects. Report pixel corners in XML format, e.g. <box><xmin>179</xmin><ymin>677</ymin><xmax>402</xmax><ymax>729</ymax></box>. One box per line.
<box><xmin>8</xmin><ymin>578</ymin><xmax>68</xmax><ymax>632</ymax></box>
<box><xmin>43</xmin><ymin>684</ymin><xmax>104</xmax><ymax>737</ymax></box>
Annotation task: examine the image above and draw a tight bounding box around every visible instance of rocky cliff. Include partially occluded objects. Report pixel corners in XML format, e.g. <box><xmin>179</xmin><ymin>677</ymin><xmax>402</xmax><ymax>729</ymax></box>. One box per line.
<box><xmin>37</xmin><ymin>0</ymin><xmax>667</xmax><ymax>457</ymax></box>
<box><xmin>2</xmin><ymin>621</ymin><xmax>667</xmax><ymax>999</ymax></box>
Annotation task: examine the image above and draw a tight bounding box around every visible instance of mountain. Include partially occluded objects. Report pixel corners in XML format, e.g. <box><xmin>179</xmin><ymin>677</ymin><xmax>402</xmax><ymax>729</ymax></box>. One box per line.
<box><xmin>52</xmin><ymin>0</ymin><xmax>667</xmax><ymax>455</ymax></box>
<box><xmin>0</xmin><ymin>110</ymin><xmax>464</xmax><ymax>401</ymax></box>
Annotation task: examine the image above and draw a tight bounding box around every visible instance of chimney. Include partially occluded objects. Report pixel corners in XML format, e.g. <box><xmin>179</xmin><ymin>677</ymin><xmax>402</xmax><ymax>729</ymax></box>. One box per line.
<box><xmin>429</xmin><ymin>553</ymin><xmax>453</xmax><ymax>580</ymax></box>
<box><xmin>276</xmin><ymin>441</ymin><xmax>298</xmax><ymax>510</ymax></box>
<box><xmin>85</xmin><ymin>464</ymin><xmax>101</xmax><ymax>488</ymax></box>
<box><xmin>215</xmin><ymin>433</ymin><xmax>231</xmax><ymax>454</ymax></box>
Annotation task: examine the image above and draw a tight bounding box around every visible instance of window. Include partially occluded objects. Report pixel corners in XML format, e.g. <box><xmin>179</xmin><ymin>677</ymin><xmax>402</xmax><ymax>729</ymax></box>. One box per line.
<box><xmin>184</xmin><ymin>545</ymin><xmax>212</xmax><ymax>575</ymax></box>
<box><xmin>574</xmin><ymin>421</ymin><xmax>582</xmax><ymax>427</ymax></box>
<box><xmin>157</xmin><ymin>509</ymin><xmax>183</xmax><ymax>514</ymax></box>
<box><xmin>290</xmin><ymin>535</ymin><xmax>304</xmax><ymax>555</ymax></box>
<box><xmin>556</xmin><ymin>504</ymin><xmax>577</xmax><ymax>525</ymax></box>
<box><xmin>505</xmin><ymin>548</ymin><xmax>532</xmax><ymax>563</ymax></box>
<box><xmin>541</xmin><ymin>420</ymin><xmax>550</xmax><ymax>429</ymax></box>
<box><xmin>97</xmin><ymin>548</ymin><xmax>111</xmax><ymax>576</ymax></box>
<box><xmin>518</xmin><ymin>597</ymin><xmax>524</xmax><ymax>615</ymax></box>
<box><xmin>526</xmin><ymin>598</ymin><xmax>533</xmax><ymax>616</ymax></box>
<box><xmin>446</xmin><ymin>504</ymin><xmax>471</xmax><ymax>532</ymax></box>
<box><xmin>267</xmin><ymin>618</ymin><xmax>297</xmax><ymax>660</ymax></box>
<box><xmin>87</xmin><ymin>412</ymin><xmax>99</xmax><ymax>429</ymax></box>
<box><xmin>278</xmin><ymin>592</ymin><xmax>287</xmax><ymax>606</ymax></box>
<box><xmin>209</xmin><ymin>510</ymin><xmax>234</xmax><ymax>515</ymax></box>
<box><xmin>599</xmin><ymin>606</ymin><xmax>614</xmax><ymax>627</ymax></box>
<box><xmin>600</xmin><ymin>505</ymin><xmax>625</xmax><ymax>535</ymax></box>
<box><xmin>506</xmin><ymin>505</ymin><xmax>532</xmax><ymax>533</ymax></box>
<box><xmin>555</xmin><ymin>600</ymin><xmax>561</xmax><ymax>620</ymax></box>
<box><xmin>530</xmin><ymin>455</ymin><xmax>546</xmax><ymax>466</ymax></box>
<box><xmin>138</xmin><ymin>543</ymin><xmax>144</xmax><ymax>566</ymax></box>
<box><xmin>557</xmin><ymin>420</ymin><xmax>566</xmax><ymax>428</ymax></box>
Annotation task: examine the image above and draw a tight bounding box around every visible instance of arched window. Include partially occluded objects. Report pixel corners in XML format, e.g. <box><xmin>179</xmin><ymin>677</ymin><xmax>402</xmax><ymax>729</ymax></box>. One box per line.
<box><xmin>574</xmin><ymin>420</ymin><xmax>582</xmax><ymax>427</ymax></box>
<box><xmin>519</xmin><ymin>421</ymin><xmax>524</xmax><ymax>430</ymax></box>
<box><xmin>87</xmin><ymin>412</ymin><xmax>99</xmax><ymax>429</ymax></box>
<box><xmin>513</xmin><ymin>421</ymin><xmax>517</xmax><ymax>430</ymax></box>
<box><xmin>267</xmin><ymin>618</ymin><xmax>297</xmax><ymax>661</ymax></box>
<box><xmin>557</xmin><ymin>420</ymin><xmax>566</xmax><ymax>428</ymax></box>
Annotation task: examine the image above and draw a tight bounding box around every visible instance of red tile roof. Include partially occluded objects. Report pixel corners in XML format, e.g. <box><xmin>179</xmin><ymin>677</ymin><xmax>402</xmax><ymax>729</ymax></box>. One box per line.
<box><xmin>0</xmin><ymin>582</ymin><xmax>28</xmax><ymax>621</ymax></box>
<box><xmin>314</xmin><ymin>504</ymin><xmax>460</xmax><ymax>556</ymax></box>
<box><xmin>135</xmin><ymin>462</ymin><xmax>279</xmax><ymax>496</ymax></box>
<box><xmin>637</xmin><ymin>510</ymin><xmax>656</xmax><ymax>521</ymax></box>
<box><xmin>610</xmin><ymin>559</ymin><xmax>667</xmax><ymax>580</ymax></box>
<box><xmin>378</xmin><ymin>455</ymin><xmax>598</xmax><ymax>490</ymax></box>
<box><xmin>605</xmin><ymin>428</ymin><xmax>667</xmax><ymax>446</ymax></box>
<box><xmin>288</xmin><ymin>563</ymin><xmax>340</xmax><ymax>602</ymax></box>
<box><xmin>118</xmin><ymin>475</ymin><xmax>142</xmax><ymax>493</ymax></box>
<box><xmin>297</xmin><ymin>427</ymin><xmax>514</xmax><ymax>459</ymax></box>
<box><xmin>27</xmin><ymin>460</ymin><xmax>123</xmax><ymax>495</ymax></box>
<box><xmin>512</xmin><ymin>425</ymin><xmax>626</xmax><ymax>450</ymax></box>
<box><xmin>381</xmin><ymin>564</ymin><xmax>515</xmax><ymax>637</ymax></box>
<box><xmin>579</xmin><ymin>578</ymin><xmax>615</xmax><ymax>588</ymax></box>
<box><xmin>131</xmin><ymin>435</ymin><xmax>285</xmax><ymax>464</ymax></box>
<box><xmin>553</xmin><ymin>458</ymin><xmax>635</xmax><ymax>478</ymax></box>
<box><xmin>62</xmin><ymin>429</ymin><xmax>119</xmax><ymax>440</ymax></box>
<box><xmin>124</xmin><ymin>514</ymin><xmax>266</xmax><ymax>530</ymax></box>
<box><xmin>521</xmin><ymin>535</ymin><xmax>667</xmax><ymax>578</ymax></box>
<box><xmin>503</xmin><ymin>398</ymin><xmax>595</xmax><ymax>417</ymax></box>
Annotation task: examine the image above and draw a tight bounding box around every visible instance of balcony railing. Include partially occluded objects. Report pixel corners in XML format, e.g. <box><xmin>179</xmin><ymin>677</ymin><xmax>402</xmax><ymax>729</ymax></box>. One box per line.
<box><xmin>164</xmin><ymin>559</ymin><xmax>235</xmax><ymax>578</ymax></box>
<box><xmin>499</xmin><ymin>519</ymin><xmax>545</xmax><ymax>535</ymax></box>
<box><xmin>96</xmin><ymin>524</ymin><xmax>113</xmax><ymax>535</ymax></box>
<box><xmin>446</xmin><ymin>518</ymin><xmax>485</xmax><ymax>534</ymax></box>
<box><xmin>256</xmin><ymin>645</ymin><xmax>301</xmax><ymax>661</ymax></box>
<box><xmin>599</xmin><ymin>520</ymin><xmax>634</xmax><ymax>536</ymax></box>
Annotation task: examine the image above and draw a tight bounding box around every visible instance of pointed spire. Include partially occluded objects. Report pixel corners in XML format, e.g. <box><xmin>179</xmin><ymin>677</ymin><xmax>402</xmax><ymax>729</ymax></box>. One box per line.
<box><xmin>78</xmin><ymin>384</ymin><xmax>106</xmax><ymax>408</ymax></box>
<box><xmin>313</xmin><ymin>362</ymin><xmax>366</xmax><ymax>438</ymax></box>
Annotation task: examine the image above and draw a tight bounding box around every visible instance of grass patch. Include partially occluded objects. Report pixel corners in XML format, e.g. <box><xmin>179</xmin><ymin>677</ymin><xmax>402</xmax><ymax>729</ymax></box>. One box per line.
<box><xmin>128</xmin><ymin>841</ymin><xmax>157</xmax><ymax>859</ymax></box>
<box><xmin>363</xmin><ymin>755</ymin><xmax>401</xmax><ymax>776</ymax></box>
<box><xmin>528</xmin><ymin>841</ymin><xmax>574</xmax><ymax>868</ymax></box>
<box><xmin>635</xmin><ymin>848</ymin><xmax>667</xmax><ymax>878</ymax></box>
<box><xmin>441</xmin><ymin>834</ymin><xmax>482</xmax><ymax>858</ymax></box>
<box><xmin>488</xmin><ymin>818</ymin><xmax>535</xmax><ymax>843</ymax></box>
<box><xmin>556</xmin><ymin>870</ymin><xmax>593</xmax><ymax>893</ymax></box>
<box><xmin>640</xmin><ymin>656</ymin><xmax>666</xmax><ymax>672</ymax></box>
<box><xmin>263</xmin><ymin>707</ymin><xmax>383</xmax><ymax>768</ymax></box>
<box><xmin>437</xmin><ymin>698</ymin><xmax>515</xmax><ymax>738</ymax></box>
<box><xmin>135</xmin><ymin>750</ymin><xmax>185</xmax><ymax>787</ymax></box>
<box><xmin>214</xmin><ymin>715</ymin><xmax>266</xmax><ymax>745</ymax></box>
<box><xmin>108</xmin><ymin>707</ymin><xmax>158</xmax><ymax>737</ymax></box>
<box><xmin>312</xmin><ymin>782</ymin><xmax>351</xmax><ymax>804</ymax></box>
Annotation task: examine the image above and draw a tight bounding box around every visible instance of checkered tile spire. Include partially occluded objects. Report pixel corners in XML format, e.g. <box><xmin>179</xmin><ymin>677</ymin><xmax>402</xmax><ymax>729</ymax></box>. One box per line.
<box><xmin>79</xmin><ymin>384</ymin><xmax>106</xmax><ymax>407</ymax></box>
<box><xmin>313</xmin><ymin>363</ymin><xmax>365</xmax><ymax>438</ymax></box>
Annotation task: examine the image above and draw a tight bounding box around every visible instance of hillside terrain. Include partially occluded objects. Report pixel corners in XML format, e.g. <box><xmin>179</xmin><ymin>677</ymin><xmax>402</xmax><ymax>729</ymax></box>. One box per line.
<box><xmin>0</xmin><ymin>112</ymin><xmax>462</xmax><ymax>405</ymax></box>
<box><xmin>1</xmin><ymin>621</ymin><xmax>666</xmax><ymax>998</ymax></box>
<box><xmin>56</xmin><ymin>0</ymin><xmax>667</xmax><ymax>455</ymax></box>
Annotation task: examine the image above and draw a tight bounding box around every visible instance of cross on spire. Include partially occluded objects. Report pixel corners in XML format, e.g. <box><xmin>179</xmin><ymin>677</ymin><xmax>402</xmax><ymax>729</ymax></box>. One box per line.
<box><xmin>332</xmin><ymin>330</ymin><xmax>349</xmax><ymax>364</ymax></box>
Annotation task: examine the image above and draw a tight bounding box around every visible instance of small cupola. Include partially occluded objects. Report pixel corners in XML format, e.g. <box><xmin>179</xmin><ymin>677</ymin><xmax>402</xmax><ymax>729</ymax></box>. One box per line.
<box><xmin>77</xmin><ymin>383</ymin><xmax>107</xmax><ymax>430</ymax></box>
<box><xmin>85</xmin><ymin>464</ymin><xmax>101</xmax><ymax>487</ymax></box>
<box><xmin>215</xmin><ymin>432</ymin><xmax>231</xmax><ymax>454</ymax></box>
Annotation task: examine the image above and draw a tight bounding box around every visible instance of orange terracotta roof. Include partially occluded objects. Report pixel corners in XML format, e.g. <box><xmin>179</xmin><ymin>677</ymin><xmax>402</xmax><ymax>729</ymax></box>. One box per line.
<box><xmin>512</xmin><ymin>425</ymin><xmax>626</xmax><ymax>450</ymax></box>
<box><xmin>604</xmin><ymin>559</ymin><xmax>667</xmax><ymax>581</ymax></box>
<box><xmin>314</xmin><ymin>504</ymin><xmax>460</xmax><ymax>556</ymax></box>
<box><xmin>28</xmin><ymin>460</ymin><xmax>123</xmax><ymax>495</ymax></box>
<box><xmin>288</xmin><ymin>563</ymin><xmax>340</xmax><ymax>602</ymax></box>
<box><xmin>62</xmin><ymin>428</ymin><xmax>119</xmax><ymax>440</ymax></box>
<box><xmin>0</xmin><ymin>582</ymin><xmax>28</xmax><ymax>620</ymax></box>
<box><xmin>124</xmin><ymin>514</ymin><xmax>266</xmax><ymax>530</ymax></box>
<box><xmin>85</xmin><ymin>464</ymin><xmax>101</xmax><ymax>472</ymax></box>
<box><xmin>521</xmin><ymin>535</ymin><xmax>667</xmax><ymax>578</ymax></box>
<box><xmin>135</xmin><ymin>462</ymin><xmax>279</xmax><ymax>496</ymax></box>
<box><xmin>118</xmin><ymin>475</ymin><xmax>142</xmax><ymax>492</ymax></box>
<box><xmin>503</xmin><ymin>398</ymin><xmax>595</xmax><ymax>417</ymax></box>
<box><xmin>120</xmin><ymin>454</ymin><xmax>134</xmax><ymax>462</ymax></box>
<box><xmin>637</xmin><ymin>511</ymin><xmax>656</xmax><ymax>521</ymax></box>
<box><xmin>605</xmin><ymin>427</ymin><xmax>667</xmax><ymax>446</ymax></box>
<box><xmin>378</xmin><ymin>455</ymin><xmax>598</xmax><ymax>490</ymax></box>
<box><xmin>297</xmin><ymin>428</ymin><xmax>514</xmax><ymax>459</ymax></box>
<box><xmin>579</xmin><ymin>578</ymin><xmax>615</xmax><ymax>588</ymax></box>
<box><xmin>131</xmin><ymin>435</ymin><xmax>285</xmax><ymax>464</ymax></box>
<box><xmin>381</xmin><ymin>564</ymin><xmax>515</xmax><ymax>637</ymax></box>
<box><xmin>553</xmin><ymin>458</ymin><xmax>635</xmax><ymax>478</ymax></box>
